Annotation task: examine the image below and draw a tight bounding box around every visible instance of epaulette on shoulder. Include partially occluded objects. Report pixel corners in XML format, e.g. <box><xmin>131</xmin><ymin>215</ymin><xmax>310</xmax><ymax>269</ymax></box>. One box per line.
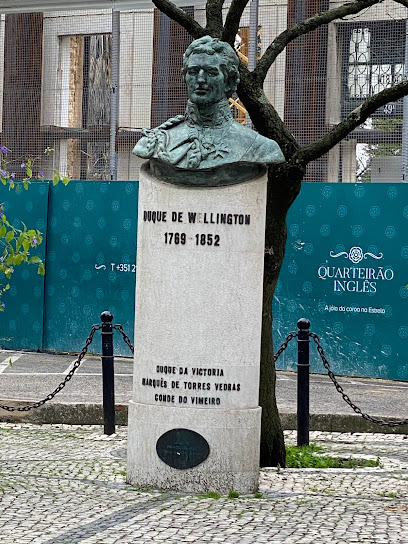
<box><xmin>157</xmin><ymin>115</ymin><xmax>185</xmax><ymax>130</ymax></box>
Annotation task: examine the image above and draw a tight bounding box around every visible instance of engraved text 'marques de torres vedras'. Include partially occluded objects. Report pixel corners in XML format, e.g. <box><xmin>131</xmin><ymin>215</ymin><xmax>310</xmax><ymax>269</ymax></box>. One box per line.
<box><xmin>133</xmin><ymin>36</ymin><xmax>285</xmax><ymax>186</ymax></box>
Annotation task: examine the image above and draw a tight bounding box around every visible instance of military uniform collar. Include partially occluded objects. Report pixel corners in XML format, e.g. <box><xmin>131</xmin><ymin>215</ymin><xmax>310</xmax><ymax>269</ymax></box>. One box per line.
<box><xmin>184</xmin><ymin>99</ymin><xmax>233</xmax><ymax>128</ymax></box>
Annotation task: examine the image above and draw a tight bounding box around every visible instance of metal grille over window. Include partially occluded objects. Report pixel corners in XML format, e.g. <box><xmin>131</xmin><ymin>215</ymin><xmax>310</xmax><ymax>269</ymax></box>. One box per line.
<box><xmin>342</xmin><ymin>23</ymin><xmax>405</xmax><ymax>115</ymax></box>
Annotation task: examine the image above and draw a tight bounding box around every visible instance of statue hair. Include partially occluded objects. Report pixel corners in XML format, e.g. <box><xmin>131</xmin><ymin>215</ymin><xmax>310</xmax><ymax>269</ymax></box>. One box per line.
<box><xmin>182</xmin><ymin>36</ymin><xmax>240</xmax><ymax>97</ymax></box>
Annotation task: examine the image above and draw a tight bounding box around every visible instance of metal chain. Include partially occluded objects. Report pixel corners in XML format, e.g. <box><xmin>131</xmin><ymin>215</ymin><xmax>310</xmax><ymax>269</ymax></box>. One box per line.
<box><xmin>273</xmin><ymin>331</ymin><xmax>298</xmax><ymax>362</ymax></box>
<box><xmin>113</xmin><ymin>323</ymin><xmax>290</xmax><ymax>362</ymax></box>
<box><xmin>310</xmin><ymin>331</ymin><xmax>408</xmax><ymax>428</ymax></box>
<box><xmin>114</xmin><ymin>324</ymin><xmax>297</xmax><ymax>361</ymax></box>
<box><xmin>113</xmin><ymin>324</ymin><xmax>134</xmax><ymax>354</ymax></box>
<box><xmin>0</xmin><ymin>324</ymin><xmax>102</xmax><ymax>412</ymax></box>
<box><xmin>5</xmin><ymin>319</ymin><xmax>403</xmax><ymax>429</ymax></box>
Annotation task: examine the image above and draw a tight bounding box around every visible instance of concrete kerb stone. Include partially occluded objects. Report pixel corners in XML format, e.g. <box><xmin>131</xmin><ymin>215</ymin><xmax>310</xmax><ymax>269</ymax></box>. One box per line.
<box><xmin>1</xmin><ymin>401</ymin><xmax>407</xmax><ymax>434</ymax></box>
<box><xmin>0</xmin><ymin>401</ymin><xmax>128</xmax><ymax>425</ymax></box>
<box><xmin>279</xmin><ymin>412</ymin><xmax>408</xmax><ymax>435</ymax></box>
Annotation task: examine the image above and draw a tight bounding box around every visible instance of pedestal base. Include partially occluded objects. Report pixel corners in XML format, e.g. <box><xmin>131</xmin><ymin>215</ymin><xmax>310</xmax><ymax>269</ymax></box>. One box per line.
<box><xmin>127</xmin><ymin>163</ymin><xmax>267</xmax><ymax>494</ymax></box>
<box><xmin>127</xmin><ymin>401</ymin><xmax>261</xmax><ymax>494</ymax></box>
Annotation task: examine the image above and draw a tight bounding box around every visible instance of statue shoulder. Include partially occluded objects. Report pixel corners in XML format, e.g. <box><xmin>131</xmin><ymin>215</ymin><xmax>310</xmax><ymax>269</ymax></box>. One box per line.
<box><xmin>241</xmin><ymin>130</ymin><xmax>285</xmax><ymax>164</ymax></box>
<box><xmin>133</xmin><ymin>115</ymin><xmax>185</xmax><ymax>159</ymax></box>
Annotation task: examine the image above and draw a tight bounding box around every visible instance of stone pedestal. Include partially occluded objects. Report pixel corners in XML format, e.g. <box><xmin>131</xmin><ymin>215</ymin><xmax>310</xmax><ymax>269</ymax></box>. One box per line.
<box><xmin>127</xmin><ymin>162</ymin><xmax>267</xmax><ymax>493</ymax></box>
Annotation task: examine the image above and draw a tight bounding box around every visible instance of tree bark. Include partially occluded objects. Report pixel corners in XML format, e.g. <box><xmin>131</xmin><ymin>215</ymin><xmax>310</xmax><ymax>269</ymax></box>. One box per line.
<box><xmin>259</xmin><ymin>162</ymin><xmax>303</xmax><ymax>467</ymax></box>
<box><xmin>221</xmin><ymin>0</ymin><xmax>251</xmax><ymax>44</ymax></box>
<box><xmin>152</xmin><ymin>0</ymin><xmax>205</xmax><ymax>38</ymax></box>
<box><xmin>205</xmin><ymin>0</ymin><xmax>225</xmax><ymax>37</ymax></box>
<box><xmin>259</xmin><ymin>269</ymin><xmax>284</xmax><ymax>467</ymax></box>
<box><xmin>237</xmin><ymin>69</ymin><xmax>298</xmax><ymax>157</ymax></box>
<box><xmin>259</xmin><ymin>196</ymin><xmax>287</xmax><ymax>466</ymax></box>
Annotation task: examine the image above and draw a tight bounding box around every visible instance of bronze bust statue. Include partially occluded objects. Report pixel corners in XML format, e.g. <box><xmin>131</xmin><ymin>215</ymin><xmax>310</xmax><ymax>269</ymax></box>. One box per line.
<box><xmin>133</xmin><ymin>36</ymin><xmax>285</xmax><ymax>186</ymax></box>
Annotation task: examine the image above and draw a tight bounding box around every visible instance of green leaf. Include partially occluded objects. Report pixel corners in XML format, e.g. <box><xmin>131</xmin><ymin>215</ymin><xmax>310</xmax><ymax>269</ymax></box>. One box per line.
<box><xmin>1</xmin><ymin>178</ymin><xmax>6</xmax><ymax>186</ymax></box>
<box><xmin>23</xmin><ymin>182</ymin><xmax>29</xmax><ymax>190</ymax></box>
<box><xmin>5</xmin><ymin>231</ymin><xmax>14</xmax><ymax>243</ymax></box>
<box><xmin>0</xmin><ymin>226</ymin><xmax>6</xmax><ymax>237</ymax></box>
<box><xmin>16</xmin><ymin>234</ymin><xmax>23</xmax><ymax>252</ymax></box>
<box><xmin>62</xmin><ymin>176</ymin><xmax>70</xmax><ymax>186</ymax></box>
<box><xmin>26</xmin><ymin>168</ymin><xmax>32</xmax><ymax>178</ymax></box>
<box><xmin>4</xmin><ymin>284</ymin><xmax>10</xmax><ymax>290</ymax></box>
<box><xmin>29</xmin><ymin>256</ymin><xmax>42</xmax><ymax>264</ymax></box>
<box><xmin>53</xmin><ymin>173</ymin><xmax>60</xmax><ymax>186</ymax></box>
<box><xmin>38</xmin><ymin>264</ymin><xmax>45</xmax><ymax>276</ymax></box>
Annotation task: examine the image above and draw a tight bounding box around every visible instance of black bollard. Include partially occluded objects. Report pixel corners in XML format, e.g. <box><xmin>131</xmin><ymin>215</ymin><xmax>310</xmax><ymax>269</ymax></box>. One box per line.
<box><xmin>101</xmin><ymin>311</ymin><xmax>115</xmax><ymax>435</ymax></box>
<box><xmin>297</xmin><ymin>318</ymin><xmax>310</xmax><ymax>447</ymax></box>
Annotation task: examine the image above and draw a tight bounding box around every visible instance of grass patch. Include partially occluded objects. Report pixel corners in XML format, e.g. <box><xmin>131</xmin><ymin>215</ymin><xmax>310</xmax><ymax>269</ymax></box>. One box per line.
<box><xmin>296</xmin><ymin>499</ymin><xmax>310</xmax><ymax>505</ymax></box>
<box><xmin>286</xmin><ymin>444</ymin><xmax>380</xmax><ymax>469</ymax></box>
<box><xmin>228</xmin><ymin>490</ymin><xmax>239</xmax><ymax>499</ymax></box>
<box><xmin>378</xmin><ymin>491</ymin><xmax>398</xmax><ymax>498</ymax></box>
<box><xmin>198</xmin><ymin>491</ymin><xmax>220</xmax><ymax>499</ymax></box>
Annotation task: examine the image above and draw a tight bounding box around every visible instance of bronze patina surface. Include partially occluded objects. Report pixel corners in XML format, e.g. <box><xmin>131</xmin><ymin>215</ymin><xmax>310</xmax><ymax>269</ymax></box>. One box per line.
<box><xmin>133</xmin><ymin>36</ymin><xmax>284</xmax><ymax>186</ymax></box>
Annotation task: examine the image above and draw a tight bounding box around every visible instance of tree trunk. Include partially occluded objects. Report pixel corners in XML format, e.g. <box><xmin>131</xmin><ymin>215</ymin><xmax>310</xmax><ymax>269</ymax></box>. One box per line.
<box><xmin>259</xmin><ymin>167</ymin><xmax>303</xmax><ymax>467</ymax></box>
<box><xmin>238</xmin><ymin>75</ymin><xmax>304</xmax><ymax>468</ymax></box>
<box><xmin>259</xmin><ymin>266</ymin><xmax>286</xmax><ymax>467</ymax></box>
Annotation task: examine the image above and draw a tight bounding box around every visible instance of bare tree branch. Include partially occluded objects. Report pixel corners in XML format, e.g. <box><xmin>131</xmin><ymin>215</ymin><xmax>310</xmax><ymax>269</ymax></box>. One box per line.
<box><xmin>238</xmin><ymin>65</ymin><xmax>299</xmax><ymax>157</ymax></box>
<box><xmin>254</xmin><ymin>0</ymin><xmax>379</xmax><ymax>84</ymax></box>
<box><xmin>291</xmin><ymin>81</ymin><xmax>408</xmax><ymax>166</ymax></box>
<box><xmin>221</xmin><ymin>0</ymin><xmax>251</xmax><ymax>45</ymax></box>
<box><xmin>205</xmin><ymin>0</ymin><xmax>225</xmax><ymax>37</ymax></box>
<box><xmin>151</xmin><ymin>0</ymin><xmax>206</xmax><ymax>38</ymax></box>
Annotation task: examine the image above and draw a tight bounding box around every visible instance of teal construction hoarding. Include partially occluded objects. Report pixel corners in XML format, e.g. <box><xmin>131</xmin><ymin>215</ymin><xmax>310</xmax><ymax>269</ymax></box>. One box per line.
<box><xmin>42</xmin><ymin>180</ymin><xmax>138</xmax><ymax>356</ymax></box>
<box><xmin>0</xmin><ymin>181</ymin><xmax>138</xmax><ymax>356</ymax></box>
<box><xmin>273</xmin><ymin>183</ymin><xmax>408</xmax><ymax>381</ymax></box>
<box><xmin>0</xmin><ymin>182</ymin><xmax>48</xmax><ymax>350</ymax></box>
<box><xmin>0</xmin><ymin>181</ymin><xmax>406</xmax><ymax>380</ymax></box>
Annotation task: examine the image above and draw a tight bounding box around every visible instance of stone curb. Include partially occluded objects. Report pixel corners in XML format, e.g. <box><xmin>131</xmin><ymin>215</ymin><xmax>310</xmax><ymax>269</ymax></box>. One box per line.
<box><xmin>279</xmin><ymin>411</ymin><xmax>408</xmax><ymax>435</ymax></box>
<box><xmin>1</xmin><ymin>400</ymin><xmax>407</xmax><ymax>434</ymax></box>
<box><xmin>0</xmin><ymin>401</ymin><xmax>128</xmax><ymax>426</ymax></box>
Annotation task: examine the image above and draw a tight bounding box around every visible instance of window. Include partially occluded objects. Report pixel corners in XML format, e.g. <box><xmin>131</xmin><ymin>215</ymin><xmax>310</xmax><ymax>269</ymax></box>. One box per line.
<box><xmin>340</xmin><ymin>21</ymin><xmax>405</xmax><ymax>118</ymax></box>
<box><xmin>55</xmin><ymin>33</ymin><xmax>112</xmax><ymax>180</ymax></box>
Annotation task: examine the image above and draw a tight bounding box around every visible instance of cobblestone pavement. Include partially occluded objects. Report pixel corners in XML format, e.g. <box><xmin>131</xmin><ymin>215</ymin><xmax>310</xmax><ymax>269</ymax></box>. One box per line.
<box><xmin>0</xmin><ymin>424</ymin><xmax>407</xmax><ymax>544</ymax></box>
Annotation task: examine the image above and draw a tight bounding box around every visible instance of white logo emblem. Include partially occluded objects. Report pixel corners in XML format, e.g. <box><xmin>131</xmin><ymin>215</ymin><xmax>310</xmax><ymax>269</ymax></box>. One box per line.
<box><xmin>329</xmin><ymin>246</ymin><xmax>383</xmax><ymax>264</ymax></box>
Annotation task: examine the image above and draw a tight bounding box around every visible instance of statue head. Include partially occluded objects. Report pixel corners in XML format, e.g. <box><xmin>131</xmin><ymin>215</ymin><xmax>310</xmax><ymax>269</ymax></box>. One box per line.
<box><xmin>182</xmin><ymin>36</ymin><xmax>240</xmax><ymax>105</ymax></box>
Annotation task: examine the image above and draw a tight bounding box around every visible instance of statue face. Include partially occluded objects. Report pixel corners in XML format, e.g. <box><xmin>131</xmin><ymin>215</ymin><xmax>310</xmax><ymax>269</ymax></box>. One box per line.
<box><xmin>185</xmin><ymin>53</ymin><xmax>226</xmax><ymax>106</ymax></box>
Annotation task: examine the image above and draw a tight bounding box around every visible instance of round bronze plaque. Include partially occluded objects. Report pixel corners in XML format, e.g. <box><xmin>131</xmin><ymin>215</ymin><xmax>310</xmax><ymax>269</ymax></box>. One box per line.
<box><xmin>156</xmin><ymin>428</ymin><xmax>210</xmax><ymax>470</ymax></box>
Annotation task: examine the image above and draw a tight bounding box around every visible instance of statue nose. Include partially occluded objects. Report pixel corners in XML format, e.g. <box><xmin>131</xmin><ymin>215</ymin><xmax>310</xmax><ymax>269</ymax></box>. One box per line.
<box><xmin>197</xmin><ymin>69</ymin><xmax>206</xmax><ymax>83</ymax></box>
